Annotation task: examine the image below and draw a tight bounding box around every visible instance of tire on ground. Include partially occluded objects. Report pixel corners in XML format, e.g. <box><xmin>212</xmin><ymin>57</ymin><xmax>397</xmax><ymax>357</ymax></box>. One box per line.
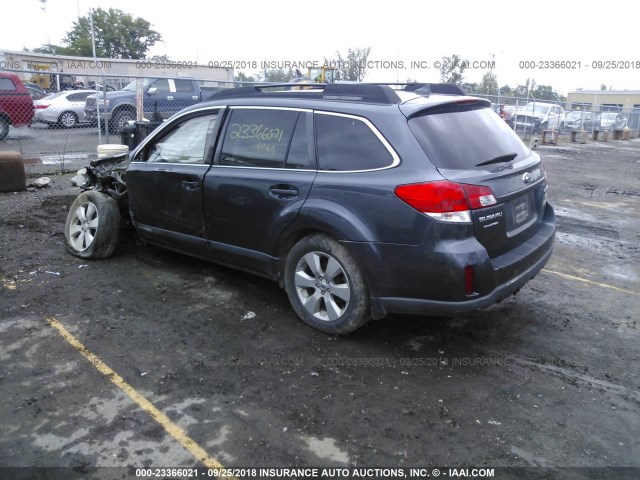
<box><xmin>65</xmin><ymin>190</ymin><xmax>120</xmax><ymax>259</ymax></box>
<box><xmin>58</xmin><ymin>111</ymin><xmax>78</xmax><ymax>128</ymax></box>
<box><xmin>110</xmin><ymin>110</ymin><xmax>135</xmax><ymax>134</ymax></box>
<box><xmin>284</xmin><ymin>233</ymin><xmax>370</xmax><ymax>334</ymax></box>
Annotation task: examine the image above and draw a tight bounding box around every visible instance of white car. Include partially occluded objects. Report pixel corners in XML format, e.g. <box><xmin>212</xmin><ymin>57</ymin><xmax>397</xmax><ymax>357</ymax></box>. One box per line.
<box><xmin>33</xmin><ymin>90</ymin><xmax>98</xmax><ymax>128</ymax></box>
<box><xmin>599</xmin><ymin>112</ymin><xmax>627</xmax><ymax>131</ymax></box>
<box><xmin>514</xmin><ymin>102</ymin><xmax>565</xmax><ymax>133</ymax></box>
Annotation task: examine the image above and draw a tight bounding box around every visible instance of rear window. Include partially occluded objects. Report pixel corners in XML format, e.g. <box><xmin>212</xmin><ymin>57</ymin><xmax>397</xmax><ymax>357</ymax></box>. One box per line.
<box><xmin>0</xmin><ymin>78</ymin><xmax>17</xmax><ymax>91</ymax></box>
<box><xmin>408</xmin><ymin>105</ymin><xmax>530</xmax><ymax>170</ymax></box>
<box><xmin>315</xmin><ymin>113</ymin><xmax>394</xmax><ymax>171</ymax></box>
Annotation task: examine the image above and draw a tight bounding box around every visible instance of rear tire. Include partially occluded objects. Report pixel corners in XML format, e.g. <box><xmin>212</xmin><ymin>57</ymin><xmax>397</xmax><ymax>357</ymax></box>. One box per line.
<box><xmin>284</xmin><ymin>234</ymin><xmax>370</xmax><ymax>334</ymax></box>
<box><xmin>65</xmin><ymin>191</ymin><xmax>120</xmax><ymax>259</ymax></box>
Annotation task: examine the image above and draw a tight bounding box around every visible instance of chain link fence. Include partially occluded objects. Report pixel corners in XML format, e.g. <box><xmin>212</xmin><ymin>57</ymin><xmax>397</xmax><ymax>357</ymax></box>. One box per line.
<box><xmin>473</xmin><ymin>93</ymin><xmax>640</xmax><ymax>140</ymax></box>
<box><xmin>2</xmin><ymin>68</ymin><xmax>639</xmax><ymax>170</ymax></box>
<box><xmin>0</xmin><ymin>69</ymin><xmax>235</xmax><ymax>169</ymax></box>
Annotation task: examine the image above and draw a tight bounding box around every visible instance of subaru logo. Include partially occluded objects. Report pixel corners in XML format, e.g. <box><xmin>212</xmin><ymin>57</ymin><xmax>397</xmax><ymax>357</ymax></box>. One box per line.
<box><xmin>522</xmin><ymin>172</ymin><xmax>532</xmax><ymax>184</ymax></box>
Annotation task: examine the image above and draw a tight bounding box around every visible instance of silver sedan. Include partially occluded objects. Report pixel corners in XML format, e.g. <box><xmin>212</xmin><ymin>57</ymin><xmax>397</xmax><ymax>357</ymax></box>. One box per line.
<box><xmin>33</xmin><ymin>90</ymin><xmax>98</xmax><ymax>128</ymax></box>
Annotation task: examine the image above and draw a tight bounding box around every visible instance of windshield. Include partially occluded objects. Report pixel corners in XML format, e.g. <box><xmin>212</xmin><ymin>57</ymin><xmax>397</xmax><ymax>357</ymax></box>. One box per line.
<box><xmin>524</xmin><ymin>103</ymin><xmax>552</xmax><ymax>115</ymax></box>
<box><xmin>409</xmin><ymin>104</ymin><xmax>530</xmax><ymax>170</ymax></box>
<box><xmin>567</xmin><ymin>111</ymin><xmax>584</xmax><ymax>119</ymax></box>
<box><xmin>122</xmin><ymin>78</ymin><xmax>154</xmax><ymax>92</ymax></box>
<box><xmin>600</xmin><ymin>113</ymin><xmax>617</xmax><ymax>120</ymax></box>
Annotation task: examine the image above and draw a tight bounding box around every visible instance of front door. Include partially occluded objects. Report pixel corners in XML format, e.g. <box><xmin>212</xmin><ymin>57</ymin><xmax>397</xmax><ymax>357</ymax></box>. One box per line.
<box><xmin>127</xmin><ymin>110</ymin><xmax>221</xmax><ymax>257</ymax></box>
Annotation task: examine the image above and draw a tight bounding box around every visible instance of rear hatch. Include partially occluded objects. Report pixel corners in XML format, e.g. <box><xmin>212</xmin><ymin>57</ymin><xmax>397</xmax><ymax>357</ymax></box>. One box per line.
<box><xmin>404</xmin><ymin>99</ymin><xmax>548</xmax><ymax>258</ymax></box>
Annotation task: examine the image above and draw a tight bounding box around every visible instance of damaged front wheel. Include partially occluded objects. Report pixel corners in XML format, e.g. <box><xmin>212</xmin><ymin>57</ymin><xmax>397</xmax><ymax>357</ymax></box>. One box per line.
<box><xmin>65</xmin><ymin>191</ymin><xmax>120</xmax><ymax>259</ymax></box>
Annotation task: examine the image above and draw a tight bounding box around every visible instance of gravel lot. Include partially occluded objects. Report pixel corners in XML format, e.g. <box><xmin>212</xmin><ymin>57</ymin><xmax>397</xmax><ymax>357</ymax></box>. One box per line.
<box><xmin>1</xmin><ymin>138</ymin><xmax>639</xmax><ymax>479</ymax></box>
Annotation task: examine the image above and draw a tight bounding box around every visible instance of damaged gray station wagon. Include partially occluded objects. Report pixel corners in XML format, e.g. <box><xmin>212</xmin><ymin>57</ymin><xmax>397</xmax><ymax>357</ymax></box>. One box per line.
<box><xmin>65</xmin><ymin>83</ymin><xmax>555</xmax><ymax>334</ymax></box>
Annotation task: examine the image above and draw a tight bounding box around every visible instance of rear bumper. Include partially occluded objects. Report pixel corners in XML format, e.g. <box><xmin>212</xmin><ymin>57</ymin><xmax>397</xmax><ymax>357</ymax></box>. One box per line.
<box><xmin>373</xmin><ymin>239</ymin><xmax>553</xmax><ymax>317</ymax></box>
<box><xmin>345</xmin><ymin>204</ymin><xmax>555</xmax><ymax>319</ymax></box>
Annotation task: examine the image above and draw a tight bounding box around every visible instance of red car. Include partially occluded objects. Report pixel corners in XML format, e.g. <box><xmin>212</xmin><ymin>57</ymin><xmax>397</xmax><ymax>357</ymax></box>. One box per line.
<box><xmin>0</xmin><ymin>72</ymin><xmax>34</xmax><ymax>140</ymax></box>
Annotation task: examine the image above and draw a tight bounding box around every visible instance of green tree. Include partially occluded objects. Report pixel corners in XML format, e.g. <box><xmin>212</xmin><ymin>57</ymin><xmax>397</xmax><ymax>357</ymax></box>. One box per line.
<box><xmin>325</xmin><ymin>47</ymin><xmax>372</xmax><ymax>82</ymax></box>
<box><xmin>30</xmin><ymin>44</ymin><xmax>75</xmax><ymax>55</ymax></box>
<box><xmin>477</xmin><ymin>72</ymin><xmax>498</xmax><ymax>95</ymax></box>
<box><xmin>439</xmin><ymin>54</ymin><xmax>466</xmax><ymax>85</ymax></box>
<box><xmin>256</xmin><ymin>68</ymin><xmax>296</xmax><ymax>83</ymax></box>
<box><xmin>515</xmin><ymin>78</ymin><xmax>536</xmax><ymax>97</ymax></box>
<box><xmin>461</xmin><ymin>82</ymin><xmax>478</xmax><ymax>94</ymax></box>
<box><xmin>63</xmin><ymin>8</ymin><xmax>162</xmax><ymax>59</ymax></box>
<box><xmin>499</xmin><ymin>85</ymin><xmax>512</xmax><ymax>96</ymax></box>
<box><xmin>530</xmin><ymin>84</ymin><xmax>558</xmax><ymax>101</ymax></box>
<box><xmin>235</xmin><ymin>71</ymin><xmax>256</xmax><ymax>83</ymax></box>
<box><xmin>149</xmin><ymin>54</ymin><xmax>171</xmax><ymax>62</ymax></box>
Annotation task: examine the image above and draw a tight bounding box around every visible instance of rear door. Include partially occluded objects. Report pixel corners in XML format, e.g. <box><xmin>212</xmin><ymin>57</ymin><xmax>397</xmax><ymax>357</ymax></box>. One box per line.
<box><xmin>173</xmin><ymin>79</ymin><xmax>202</xmax><ymax>111</ymax></box>
<box><xmin>144</xmin><ymin>78</ymin><xmax>171</xmax><ymax>118</ymax></box>
<box><xmin>407</xmin><ymin>101</ymin><xmax>548</xmax><ymax>258</ymax></box>
<box><xmin>145</xmin><ymin>79</ymin><xmax>201</xmax><ymax>118</ymax></box>
<box><xmin>203</xmin><ymin>107</ymin><xmax>316</xmax><ymax>276</ymax></box>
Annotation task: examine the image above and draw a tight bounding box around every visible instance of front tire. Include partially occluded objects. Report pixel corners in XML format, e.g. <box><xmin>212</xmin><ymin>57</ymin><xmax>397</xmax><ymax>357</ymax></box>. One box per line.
<box><xmin>109</xmin><ymin>110</ymin><xmax>135</xmax><ymax>134</ymax></box>
<box><xmin>284</xmin><ymin>234</ymin><xmax>370</xmax><ymax>334</ymax></box>
<box><xmin>58</xmin><ymin>111</ymin><xmax>78</xmax><ymax>128</ymax></box>
<box><xmin>65</xmin><ymin>191</ymin><xmax>120</xmax><ymax>259</ymax></box>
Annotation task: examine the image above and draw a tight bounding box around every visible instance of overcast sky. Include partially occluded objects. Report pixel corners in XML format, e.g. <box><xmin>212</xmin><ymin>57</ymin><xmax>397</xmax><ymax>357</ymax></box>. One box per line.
<box><xmin>3</xmin><ymin>0</ymin><xmax>639</xmax><ymax>95</ymax></box>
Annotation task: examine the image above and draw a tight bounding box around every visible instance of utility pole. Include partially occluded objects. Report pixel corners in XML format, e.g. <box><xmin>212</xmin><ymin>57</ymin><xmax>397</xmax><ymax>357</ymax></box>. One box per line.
<box><xmin>38</xmin><ymin>0</ymin><xmax>51</xmax><ymax>47</ymax></box>
<box><xmin>89</xmin><ymin>8</ymin><xmax>105</xmax><ymax>143</ymax></box>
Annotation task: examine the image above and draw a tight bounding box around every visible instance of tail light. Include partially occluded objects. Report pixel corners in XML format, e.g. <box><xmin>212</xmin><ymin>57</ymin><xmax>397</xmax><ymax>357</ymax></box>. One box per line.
<box><xmin>394</xmin><ymin>180</ymin><xmax>497</xmax><ymax>223</ymax></box>
<box><xmin>34</xmin><ymin>104</ymin><xmax>49</xmax><ymax>109</ymax></box>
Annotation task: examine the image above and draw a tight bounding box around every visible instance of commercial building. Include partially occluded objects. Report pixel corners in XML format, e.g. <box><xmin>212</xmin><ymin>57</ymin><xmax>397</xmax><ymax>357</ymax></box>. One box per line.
<box><xmin>0</xmin><ymin>49</ymin><xmax>235</xmax><ymax>91</ymax></box>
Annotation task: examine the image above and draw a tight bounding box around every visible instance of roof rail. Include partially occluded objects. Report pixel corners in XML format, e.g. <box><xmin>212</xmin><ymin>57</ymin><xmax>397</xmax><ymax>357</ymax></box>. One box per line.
<box><xmin>208</xmin><ymin>83</ymin><xmax>402</xmax><ymax>105</ymax></box>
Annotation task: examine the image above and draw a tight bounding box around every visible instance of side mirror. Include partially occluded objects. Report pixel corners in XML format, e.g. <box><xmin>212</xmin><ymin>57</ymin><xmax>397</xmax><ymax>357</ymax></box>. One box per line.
<box><xmin>147</xmin><ymin>87</ymin><xmax>157</xmax><ymax>95</ymax></box>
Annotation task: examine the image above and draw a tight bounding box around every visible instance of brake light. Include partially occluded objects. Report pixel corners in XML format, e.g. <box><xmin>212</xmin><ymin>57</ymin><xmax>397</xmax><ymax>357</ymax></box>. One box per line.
<box><xmin>34</xmin><ymin>104</ymin><xmax>49</xmax><ymax>109</ymax></box>
<box><xmin>394</xmin><ymin>180</ymin><xmax>496</xmax><ymax>223</ymax></box>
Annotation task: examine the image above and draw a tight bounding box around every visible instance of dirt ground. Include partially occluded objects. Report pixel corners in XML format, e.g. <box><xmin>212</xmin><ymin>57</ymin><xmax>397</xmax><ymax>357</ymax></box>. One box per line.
<box><xmin>1</xmin><ymin>138</ymin><xmax>639</xmax><ymax>479</ymax></box>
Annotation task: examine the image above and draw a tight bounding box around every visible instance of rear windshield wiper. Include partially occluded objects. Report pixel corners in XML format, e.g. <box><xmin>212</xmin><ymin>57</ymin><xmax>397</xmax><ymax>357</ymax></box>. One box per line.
<box><xmin>475</xmin><ymin>152</ymin><xmax>518</xmax><ymax>167</ymax></box>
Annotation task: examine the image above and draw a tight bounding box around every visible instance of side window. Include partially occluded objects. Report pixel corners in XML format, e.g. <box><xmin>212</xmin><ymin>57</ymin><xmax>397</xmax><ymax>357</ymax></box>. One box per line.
<box><xmin>0</xmin><ymin>78</ymin><xmax>16</xmax><ymax>91</ymax></box>
<box><xmin>219</xmin><ymin>109</ymin><xmax>299</xmax><ymax>168</ymax></box>
<box><xmin>285</xmin><ymin>113</ymin><xmax>314</xmax><ymax>170</ymax></box>
<box><xmin>145</xmin><ymin>114</ymin><xmax>217</xmax><ymax>164</ymax></box>
<box><xmin>149</xmin><ymin>79</ymin><xmax>170</xmax><ymax>94</ymax></box>
<box><xmin>175</xmin><ymin>79</ymin><xmax>195</xmax><ymax>93</ymax></box>
<box><xmin>67</xmin><ymin>92</ymin><xmax>91</xmax><ymax>102</ymax></box>
<box><xmin>315</xmin><ymin>113</ymin><xmax>393</xmax><ymax>171</ymax></box>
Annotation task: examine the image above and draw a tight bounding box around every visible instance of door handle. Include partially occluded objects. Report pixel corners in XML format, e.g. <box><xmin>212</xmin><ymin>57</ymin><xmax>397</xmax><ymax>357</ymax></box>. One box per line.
<box><xmin>167</xmin><ymin>96</ymin><xmax>174</xmax><ymax>100</ymax></box>
<box><xmin>269</xmin><ymin>186</ymin><xmax>298</xmax><ymax>199</ymax></box>
<box><xmin>181</xmin><ymin>180</ymin><xmax>200</xmax><ymax>191</ymax></box>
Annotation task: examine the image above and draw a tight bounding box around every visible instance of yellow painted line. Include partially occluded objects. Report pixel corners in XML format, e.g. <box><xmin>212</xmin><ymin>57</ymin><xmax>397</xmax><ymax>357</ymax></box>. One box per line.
<box><xmin>543</xmin><ymin>269</ymin><xmax>639</xmax><ymax>296</ymax></box>
<box><xmin>46</xmin><ymin>317</ymin><xmax>236</xmax><ymax>479</ymax></box>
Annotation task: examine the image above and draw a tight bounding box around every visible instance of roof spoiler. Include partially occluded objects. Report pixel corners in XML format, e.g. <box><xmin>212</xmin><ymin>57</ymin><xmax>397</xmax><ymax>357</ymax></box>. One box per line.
<box><xmin>403</xmin><ymin>83</ymin><xmax>467</xmax><ymax>96</ymax></box>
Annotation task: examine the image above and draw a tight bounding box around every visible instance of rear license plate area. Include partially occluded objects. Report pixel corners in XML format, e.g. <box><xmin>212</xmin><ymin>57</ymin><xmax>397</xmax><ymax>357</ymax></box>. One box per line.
<box><xmin>507</xmin><ymin>192</ymin><xmax>535</xmax><ymax>234</ymax></box>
